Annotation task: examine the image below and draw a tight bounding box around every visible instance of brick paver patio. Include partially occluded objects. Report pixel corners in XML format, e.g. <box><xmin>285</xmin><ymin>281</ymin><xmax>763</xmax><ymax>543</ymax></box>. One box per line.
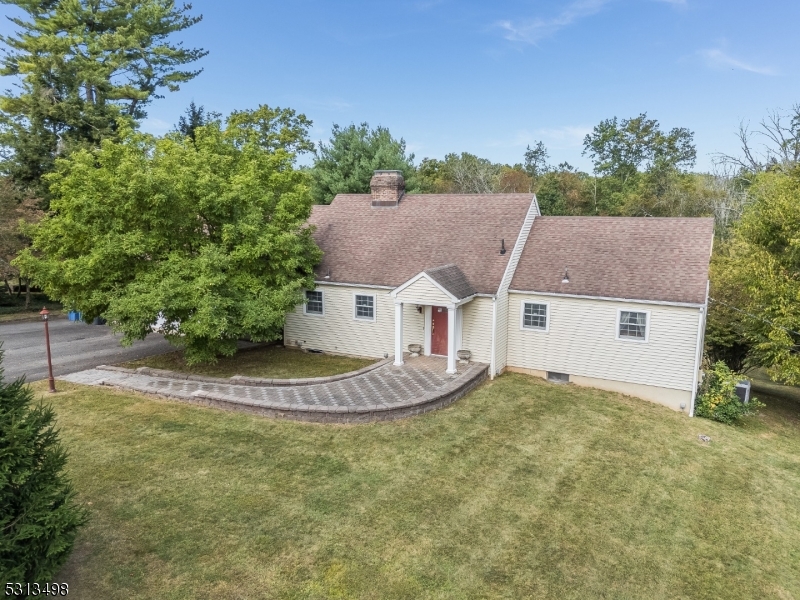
<box><xmin>60</xmin><ymin>355</ymin><xmax>489</xmax><ymax>423</ymax></box>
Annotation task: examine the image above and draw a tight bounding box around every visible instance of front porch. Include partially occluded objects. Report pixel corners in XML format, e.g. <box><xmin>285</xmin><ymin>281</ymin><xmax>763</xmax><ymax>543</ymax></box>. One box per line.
<box><xmin>390</xmin><ymin>264</ymin><xmax>478</xmax><ymax>375</ymax></box>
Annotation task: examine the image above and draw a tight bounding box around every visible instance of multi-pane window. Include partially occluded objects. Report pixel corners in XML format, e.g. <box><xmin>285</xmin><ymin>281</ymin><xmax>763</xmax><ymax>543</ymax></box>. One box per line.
<box><xmin>305</xmin><ymin>290</ymin><xmax>323</xmax><ymax>315</ymax></box>
<box><xmin>522</xmin><ymin>302</ymin><xmax>548</xmax><ymax>330</ymax></box>
<box><xmin>618</xmin><ymin>311</ymin><xmax>647</xmax><ymax>340</ymax></box>
<box><xmin>354</xmin><ymin>294</ymin><xmax>375</xmax><ymax>320</ymax></box>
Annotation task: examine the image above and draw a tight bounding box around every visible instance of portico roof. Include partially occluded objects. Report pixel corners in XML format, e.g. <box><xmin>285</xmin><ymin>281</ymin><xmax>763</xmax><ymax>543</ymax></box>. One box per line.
<box><xmin>424</xmin><ymin>264</ymin><xmax>475</xmax><ymax>300</ymax></box>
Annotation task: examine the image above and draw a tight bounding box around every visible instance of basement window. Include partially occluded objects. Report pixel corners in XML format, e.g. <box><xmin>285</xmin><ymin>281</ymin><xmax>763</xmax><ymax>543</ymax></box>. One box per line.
<box><xmin>547</xmin><ymin>372</ymin><xmax>570</xmax><ymax>383</ymax></box>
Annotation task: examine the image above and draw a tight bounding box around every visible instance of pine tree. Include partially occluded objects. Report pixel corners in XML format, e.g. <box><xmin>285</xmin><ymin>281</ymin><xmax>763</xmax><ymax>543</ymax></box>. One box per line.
<box><xmin>0</xmin><ymin>347</ymin><xmax>87</xmax><ymax>581</ymax></box>
<box><xmin>0</xmin><ymin>0</ymin><xmax>207</xmax><ymax>199</ymax></box>
<box><xmin>175</xmin><ymin>101</ymin><xmax>219</xmax><ymax>141</ymax></box>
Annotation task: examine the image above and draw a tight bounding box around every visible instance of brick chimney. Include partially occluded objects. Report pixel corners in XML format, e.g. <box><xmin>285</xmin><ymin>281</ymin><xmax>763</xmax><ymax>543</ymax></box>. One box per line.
<box><xmin>370</xmin><ymin>170</ymin><xmax>405</xmax><ymax>207</ymax></box>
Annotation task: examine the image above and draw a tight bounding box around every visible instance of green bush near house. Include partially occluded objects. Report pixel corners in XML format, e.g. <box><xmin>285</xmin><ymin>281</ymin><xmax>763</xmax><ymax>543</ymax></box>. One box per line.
<box><xmin>695</xmin><ymin>361</ymin><xmax>764</xmax><ymax>424</ymax></box>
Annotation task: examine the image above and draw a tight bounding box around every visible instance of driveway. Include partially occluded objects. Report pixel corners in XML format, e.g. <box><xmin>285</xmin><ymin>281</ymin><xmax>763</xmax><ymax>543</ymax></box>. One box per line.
<box><xmin>0</xmin><ymin>318</ymin><xmax>174</xmax><ymax>383</ymax></box>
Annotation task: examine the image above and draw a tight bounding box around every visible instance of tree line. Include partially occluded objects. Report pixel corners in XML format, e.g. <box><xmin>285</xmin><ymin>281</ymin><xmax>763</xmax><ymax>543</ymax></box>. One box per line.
<box><xmin>307</xmin><ymin>115</ymin><xmax>754</xmax><ymax>232</ymax></box>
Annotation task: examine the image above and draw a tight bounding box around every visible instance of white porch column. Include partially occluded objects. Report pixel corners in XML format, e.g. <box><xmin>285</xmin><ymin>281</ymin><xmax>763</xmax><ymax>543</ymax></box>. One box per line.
<box><xmin>394</xmin><ymin>302</ymin><xmax>404</xmax><ymax>366</ymax></box>
<box><xmin>446</xmin><ymin>305</ymin><xmax>457</xmax><ymax>374</ymax></box>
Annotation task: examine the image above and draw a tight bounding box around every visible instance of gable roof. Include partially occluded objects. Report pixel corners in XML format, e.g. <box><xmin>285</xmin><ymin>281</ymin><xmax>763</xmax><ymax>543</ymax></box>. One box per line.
<box><xmin>510</xmin><ymin>217</ymin><xmax>715</xmax><ymax>305</ymax></box>
<box><xmin>424</xmin><ymin>264</ymin><xmax>476</xmax><ymax>300</ymax></box>
<box><xmin>308</xmin><ymin>193</ymin><xmax>535</xmax><ymax>295</ymax></box>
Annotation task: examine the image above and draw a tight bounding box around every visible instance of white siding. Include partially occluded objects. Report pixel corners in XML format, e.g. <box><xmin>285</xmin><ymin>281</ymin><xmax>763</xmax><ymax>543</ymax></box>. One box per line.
<box><xmin>506</xmin><ymin>293</ymin><xmax>701</xmax><ymax>391</ymax></box>
<box><xmin>460</xmin><ymin>297</ymin><xmax>494</xmax><ymax>364</ymax></box>
<box><xmin>403</xmin><ymin>302</ymin><xmax>426</xmax><ymax>351</ymax></box>
<box><xmin>395</xmin><ymin>277</ymin><xmax>452</xmax><ymax>306</ymax></box>
<box><xmin>285</xmin><ymin>285</ymin><xmax>422</xmax><ymax>359</ymax></box>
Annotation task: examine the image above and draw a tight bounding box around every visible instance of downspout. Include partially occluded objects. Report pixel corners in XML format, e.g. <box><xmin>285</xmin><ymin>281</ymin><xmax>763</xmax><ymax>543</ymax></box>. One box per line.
<box><xmin>689</xmin><ymin>280</ymin><xmax>710</xmax><ymax>417</ymax></box>
<box><xmin>490</xmin><ymin>296</ymin><xmax>497</xmax><ymax>380</ymax></box>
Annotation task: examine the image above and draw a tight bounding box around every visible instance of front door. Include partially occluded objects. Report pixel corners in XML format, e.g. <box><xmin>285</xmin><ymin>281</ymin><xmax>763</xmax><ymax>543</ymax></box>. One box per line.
<box><xmin>431</xmin><ymin>307</ymin><xmax>448</xmax><ymax>356</ymax></box>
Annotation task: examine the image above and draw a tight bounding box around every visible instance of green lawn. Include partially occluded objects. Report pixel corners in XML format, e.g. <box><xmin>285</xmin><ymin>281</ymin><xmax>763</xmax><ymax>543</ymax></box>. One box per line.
<box><xmin>120</xmin><ymin>345</ymin><xmax>376</xmax><ymax>379</ymax></box>
<box><xmin>44</xmin><ymin>374</ymin><xmax>800</xmax><ymax>599</ymax></box>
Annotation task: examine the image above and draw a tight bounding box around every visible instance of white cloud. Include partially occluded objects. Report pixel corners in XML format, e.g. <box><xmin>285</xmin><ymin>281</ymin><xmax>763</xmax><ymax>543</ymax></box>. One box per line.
<box><xmin>699</xmin><ymin>48</ymin><xmax>777</xmax><ymax>76</ymax></box>
<box><xmin>496</xmin><ymin>0</ymin><xmax>611</xmax><ymax>45</ymax></box>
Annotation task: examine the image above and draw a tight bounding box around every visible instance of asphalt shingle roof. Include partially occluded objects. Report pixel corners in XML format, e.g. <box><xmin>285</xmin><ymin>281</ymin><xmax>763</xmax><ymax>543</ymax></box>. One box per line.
<box><xmin>424</xmin><ymin>264</ymin><xmax>476</xmax><ymax>300</ymax></box>
<box><xmin>510</xmin><ymin>216</ymin><xmax>715</xmax><ymax>305</ymax></box>
<box><xmin>308</xmin><ymin>193</ymin><xmax>535</xmax><ymax>295</ymax></box>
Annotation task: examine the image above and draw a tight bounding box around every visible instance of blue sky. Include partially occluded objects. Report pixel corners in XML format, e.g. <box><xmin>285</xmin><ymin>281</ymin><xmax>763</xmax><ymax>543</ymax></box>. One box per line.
<box><xmin>2</xmin><ymin>0</ymin><xmax>799</xmax><ymax>172</ymax></box>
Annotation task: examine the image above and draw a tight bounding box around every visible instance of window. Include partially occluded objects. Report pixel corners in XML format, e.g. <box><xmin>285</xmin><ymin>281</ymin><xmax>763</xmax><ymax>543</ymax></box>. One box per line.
<box><xmin>354</xmin><ymin>294</ymin><xmax>375</xmax><ymax>321</ymax></box>
<box><xmin>305</xmin><ymin>290</ymin><xmax>323</xmax><ymax>315</ymax></box>
<box><xmin>521</xmin><ymin>301</ymin><xmax>549</xmax><ymax>331</ymax></box>
<box><xmin>618</xmin><ymin>310</ymin><xmax>648</xmax><ymax>341</ymax></box>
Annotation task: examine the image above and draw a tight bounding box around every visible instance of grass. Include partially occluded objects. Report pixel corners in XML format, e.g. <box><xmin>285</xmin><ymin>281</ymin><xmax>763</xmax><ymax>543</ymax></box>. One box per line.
<box><xmin>119</xmin><ymin>345</ymin><xmax>376</xmax><ymax>379</ymax></box>
<box><xmin>40</xmin><ymin>373</ymin><xmax>800</xmax><ymax>599</ymax></box>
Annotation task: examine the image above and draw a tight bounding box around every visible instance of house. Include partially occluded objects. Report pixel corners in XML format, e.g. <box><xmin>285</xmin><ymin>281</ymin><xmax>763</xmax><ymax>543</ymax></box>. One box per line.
<box><xmin>284</xmin><ymin>170</ymin><xmax>715</xmax><ymax>415</ymax></box>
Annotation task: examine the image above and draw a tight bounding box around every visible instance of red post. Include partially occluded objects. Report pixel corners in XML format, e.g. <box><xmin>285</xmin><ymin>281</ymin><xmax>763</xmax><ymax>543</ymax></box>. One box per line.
<box><xmin>39</xmin><ymin>307</ymin><xmax>56</xmax><ymax>393</ymax></box>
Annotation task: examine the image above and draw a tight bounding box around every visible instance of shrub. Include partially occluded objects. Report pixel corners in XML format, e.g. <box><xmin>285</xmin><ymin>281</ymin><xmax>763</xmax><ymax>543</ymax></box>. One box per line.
<box><xmin>695</xmin><ymin>361</ymin><xmax>764</xmax><ymax>424</ymax></box>
<box><xmin>0</xmin><ymin>347</ymin><xmax>87</xmax><ymax>581</ymax></box>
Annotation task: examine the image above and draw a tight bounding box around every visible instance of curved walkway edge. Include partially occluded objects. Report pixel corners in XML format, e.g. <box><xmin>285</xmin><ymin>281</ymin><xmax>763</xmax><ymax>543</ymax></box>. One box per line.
<box><xmin>96</xmin><ymin>357</ymin><xmax>392</xmax><ymax>387</ymax></box>
<box><xmin>63</xmin><ymin>357</ymin><xmax>489</xmax><ymax>424</ymax></box>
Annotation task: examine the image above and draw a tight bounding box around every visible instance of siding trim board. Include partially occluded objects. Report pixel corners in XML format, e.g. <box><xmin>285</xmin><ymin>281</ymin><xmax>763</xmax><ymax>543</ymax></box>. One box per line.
<box><xmin>508</xmin><ymin>289</ymin><xmax>704</xmax><ymax>309</ymax></box>
<box><xmin>315</xmin><ymin>281</ymin><xmax>395</xmax><ymax>290</ymax></box>
<box><xmin>491</xmin><ymin>195</ymin><xmax>541</xmax><ymax>377</ymax></box>
<box><xmin>690</xmin><ymin>280</ymin><xmax>711</xmax><ymax>417</ymax></box>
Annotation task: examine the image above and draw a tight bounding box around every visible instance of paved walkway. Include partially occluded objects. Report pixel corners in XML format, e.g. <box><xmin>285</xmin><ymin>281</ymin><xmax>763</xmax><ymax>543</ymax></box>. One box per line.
<box><xmin>61</xmin><ymin>355</ymin><xmax>489</xmax><ymax>423</ymax></box>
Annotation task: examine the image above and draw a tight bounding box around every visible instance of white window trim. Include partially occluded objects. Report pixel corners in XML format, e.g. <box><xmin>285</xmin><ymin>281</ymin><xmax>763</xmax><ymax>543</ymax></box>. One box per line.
<box><xmin>520</xmin><ymin>300</ymin><xmax>550</xmax><ymax>333</ymax></box>
<box><xmin>353</xmin><ymin>292</ymin><xmax>377</xmax><ymax>322</ymax></box>
<box><xmin>616</xmin><ymin>308</ymin><xmax>650</xmax><ymax>343</ymax></box>
<box><xmin>303</xmin><ymin>289</ymin><xmax>325</xmax><ymax>317</ymax></box>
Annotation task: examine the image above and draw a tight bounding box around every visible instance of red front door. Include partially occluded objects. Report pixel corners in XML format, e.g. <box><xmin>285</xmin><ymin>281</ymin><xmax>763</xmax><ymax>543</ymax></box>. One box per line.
<box><xmin>431</xmin><ymin>307</ymin><xmax>448</xmax><ymax>356</ymax></box>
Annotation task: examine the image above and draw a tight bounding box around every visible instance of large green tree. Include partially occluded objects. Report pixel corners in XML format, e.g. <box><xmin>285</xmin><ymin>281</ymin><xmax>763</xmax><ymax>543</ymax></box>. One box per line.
<box><xmin>0</xmin><ymin>0</ymin><xmax>206</xmax><ymax>197</ymax></box>
<box><xmin>710</xmin><ymin>167</ymin><xmax>800</xmax><ymax>384</ymax></box>
<box><xmin>15</xmin><ymin>105</ymin><xmax>321</xmax><ymax>364</ymax></box>
<box><xmin>310</xmin><ymin>123</ymin><xmax>418</xmax><ymax>204</ymax></box>
<box><xmin>582</xmin><ymin>114</ymin><xmax>696</xmax><ymax>215</ymax></box>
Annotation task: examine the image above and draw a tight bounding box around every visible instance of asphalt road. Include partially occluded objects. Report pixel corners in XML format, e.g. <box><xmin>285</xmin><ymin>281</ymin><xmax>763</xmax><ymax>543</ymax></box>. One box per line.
<box><xmin>0</xmin><ymin>317</ymin><xmax>174</xmax><ymax>383</ymax></box>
